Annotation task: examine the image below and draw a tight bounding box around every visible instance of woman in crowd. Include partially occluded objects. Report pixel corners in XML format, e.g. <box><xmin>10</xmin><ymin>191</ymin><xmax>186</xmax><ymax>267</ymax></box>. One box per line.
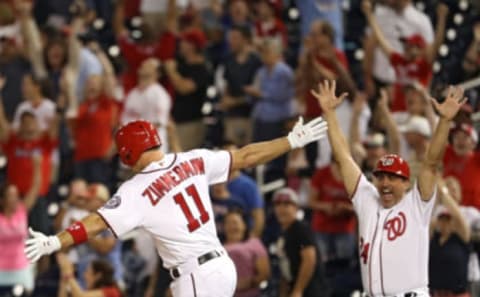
<box><xmin>224</xmin><ymin>210</ymin><xmax>270</xmax><ymax>297</ymax></box>
<box><xmin>0</xmin><ymin>154</ymin><xmax>41</xmax><ymax>292</ymax></box>
<box><xmin>57</xmin><ymin>253</ymin><xmax>122</xmax><ymax>297</ymax></box>
<box><xmin>429</xmin><ymin>178</ymin><xmax>471</xmax><ymax>297</ymax></box>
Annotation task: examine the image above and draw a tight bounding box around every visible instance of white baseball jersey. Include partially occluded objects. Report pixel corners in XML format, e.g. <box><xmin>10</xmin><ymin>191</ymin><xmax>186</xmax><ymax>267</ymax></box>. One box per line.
<box><xmin>97</xmin><ymin>149</ymin><xmax>231</xmax><ymax>269</ymax></box>
<box><xmin>352</xmin><ymin>175</ymin><xmax>436</xmax><ymax>296</ymax></box>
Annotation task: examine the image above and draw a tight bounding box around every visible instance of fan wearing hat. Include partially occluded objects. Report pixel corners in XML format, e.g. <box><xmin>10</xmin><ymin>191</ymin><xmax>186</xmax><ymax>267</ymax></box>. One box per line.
<box><xmin>311</xmin><ymin>80</ymin><xmax>467</xmax><ymax>297</ymax></box>
<box><xmin>443</xmin><ymin>123</ymin><xmax>480</xmax><ymax>210</ymax></box>
<box><xmin>398</xmin><ymin>115</ymin><xmax>432</xmax><ymax>180</ymax></box>
<box><xmin>362</xmin><ymin>0</ymin><xmax>449</xmax><ymax>112</ymax></box>
<box><xmin>272</xmin><ymin>188</ymin><xmax>324</xmax><ymax>297</ymax></box>
<box><xmin>164</xmin><ymin>28</ymin><xmax>212</xmax><ymax>151</ymax></box>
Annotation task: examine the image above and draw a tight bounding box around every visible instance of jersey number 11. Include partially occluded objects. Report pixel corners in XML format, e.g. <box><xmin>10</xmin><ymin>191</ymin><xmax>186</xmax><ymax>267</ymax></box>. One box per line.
<box><xmin>174</xmin><ymin>184</ymin><xmax>210</xmax><ymax>232</ymax></box>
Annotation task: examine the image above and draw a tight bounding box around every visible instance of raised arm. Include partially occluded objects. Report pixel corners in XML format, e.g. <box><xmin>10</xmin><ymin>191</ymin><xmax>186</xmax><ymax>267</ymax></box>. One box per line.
<box><xmin>376</xmin><ymin>89</ymin><xmax>400</xmax><ymax>154</ymax></box>
<box><xmin>418</xmin><ymin>86</ymin><xmax>466</xmax><ymax>201</ymax></box>
<box><xmin>362</xmin><ymin>0</ymin><xmax>394</xmax><ymax>58</ymax></box>
<box><xmin>462</xmin><ymin>23</ymin><xmax>480</xmax><ymax>75</ymax></box>
<box><xmin>18</xmin><ymin>1</ymin><xmax>47</xmax><ymax>79</ymax></box>
<box><xmin>0</xmin><ymin>77</ymin><xmax>11</xmax><ymax>142</ymax></box>
<box><xmin>23</xmin><ymin>154</ymin><xmax>42</xmax><ymax>211</ymax></box>
<box><xmin>311</xmin><ymin>80</ymin><xmax>362</xmax><ymax>197</ymax></box>
<box><xmin>426</xmin><ymin>4</ymin><xmax>449</xmax><ymax>64</ymax></box>
<box><xmin>437</xmin><ymin>178</ymin><xmax>470</xmax><ymax>242</ymax></box>
<box><xmin>349</xmin><ymin>92</ymin><xmax>367</xmax><ymax>149</ymax></box>
<box><xmin>230</xmin><ymin>117</ymin><xmax>328</xmax><ymax>171</ymax></box>
<box><xmin>66</xmin><ymin>17</ymin><xmax>84</xmax><ymax>74</ymax></box>
<box><xmin>165</xmin><ymin>0</ymin><xmax>178</xmax><ymax>34</ymax></box>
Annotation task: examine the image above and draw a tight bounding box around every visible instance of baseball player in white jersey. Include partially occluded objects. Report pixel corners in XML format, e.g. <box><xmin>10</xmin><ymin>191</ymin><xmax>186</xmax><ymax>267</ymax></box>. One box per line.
<box><xmin>23</xmin><ymin>117</ymin><xmax>328</xmax><ymax>297</ymax></box>
<box><xmin>310</xmin><ymin>80</ymin><xmax>467</xmax><ymax>297</ymax></box>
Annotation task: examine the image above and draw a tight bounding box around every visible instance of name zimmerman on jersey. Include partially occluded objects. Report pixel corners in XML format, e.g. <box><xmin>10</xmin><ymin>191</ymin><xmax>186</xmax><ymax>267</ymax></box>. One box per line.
<box><xmin>142</xmin><ymin>157</ymin><xmax>206</xmax><ymax>206</ymax></box>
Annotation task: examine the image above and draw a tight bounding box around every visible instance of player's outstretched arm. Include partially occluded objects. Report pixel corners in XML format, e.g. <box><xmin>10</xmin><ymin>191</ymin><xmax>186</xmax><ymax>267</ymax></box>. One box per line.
<box><xmin>230</xmin><ymin>117</ymin><xmax>328</xmax><ymax>171</ymax></box>
<box><xmin>311</xmin><ymin>80</ymin><xmax>362</xmax><ymax>197</ymax></box>
<box><xmin>418</xmin><ymin>86</ymin><xmax>466</xmax><ymax>201</ymax></box>
<box><xmin>24</xmin><ymin>213</ymin><xmax>108</xmax><ymax>263</ymax></box>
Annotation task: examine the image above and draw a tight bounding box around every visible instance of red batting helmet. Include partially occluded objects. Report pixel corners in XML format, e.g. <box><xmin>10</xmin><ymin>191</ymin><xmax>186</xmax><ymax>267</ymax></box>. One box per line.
<box><xmin>373</xmin><ymin>154</ymin><xmax>410</xmax><ymax>179</ymax></box>
<box><xmin>115</xmin><ymin>120</ymin><xmax>161</xmax><ymax>167</ymax></box>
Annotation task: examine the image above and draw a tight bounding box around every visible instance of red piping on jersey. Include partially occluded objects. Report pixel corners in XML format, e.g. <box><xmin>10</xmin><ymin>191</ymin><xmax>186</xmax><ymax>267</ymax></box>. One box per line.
<box><xmin>349</xmin><ymin>174</ymin><xmax>362</xmax><ymax>200</ymax></box>
<box><xmin>190</xmin><ymin>274</ymin><xmax>198</xmax><ymax>297</ymax></box>
<box><xmin>96</xmin><ymin>211</ymin><xmax>119</xmax><ymax>238</ymax></box>
<box><xmin>138</xmin><ymin>154</ymin><xmax>178</xmax><ymax>174</ymax></box>
<box><xmin>368</xmin><ymin>212</ymin><xmax>381</xmax><ymax>296</ymax></box>
<box><xmin>379</xmin><ymin>210</ymin><xmax>393</xmax><ymax>296</ymax></box>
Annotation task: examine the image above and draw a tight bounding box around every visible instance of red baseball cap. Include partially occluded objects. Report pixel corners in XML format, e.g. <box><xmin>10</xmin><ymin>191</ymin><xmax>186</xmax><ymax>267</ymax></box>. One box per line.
<box><xmin>400</xmin><ymin>34</ymin><xmax>426</xmax><ymax>49</ymax></box>
<box><xmin>180</xmin><ymin>29</ymin><xmax>208</xmax><ymax>50</ymax></box>
<box><xmin>373</xmin><ymin>154</ymin><xmax>410</xmax><ymax>179</ymax></box>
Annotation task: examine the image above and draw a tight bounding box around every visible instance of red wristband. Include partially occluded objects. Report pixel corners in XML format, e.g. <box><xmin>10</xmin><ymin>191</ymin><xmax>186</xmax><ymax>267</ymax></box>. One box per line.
<box><xmin>66</xmin><ymin>221</ymin><xmax>88</xmax><ymax>244</ymax></box>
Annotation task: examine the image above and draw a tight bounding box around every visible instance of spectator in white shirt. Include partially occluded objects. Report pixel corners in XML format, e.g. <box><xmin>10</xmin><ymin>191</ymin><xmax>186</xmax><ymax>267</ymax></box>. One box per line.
<box><xmin>13</xmin><ymin>73</ymin><xmax>55</xmax><ymax>132</ymax></box>
<box><xmin>121</xmin><ymin>58</ymin><xmax>172</xmax><ymax>152</ymax></box>
<box><xmin>363</xmin><ymin>0</ymin><xmax>433</xmax><ymax>98</ymax></box>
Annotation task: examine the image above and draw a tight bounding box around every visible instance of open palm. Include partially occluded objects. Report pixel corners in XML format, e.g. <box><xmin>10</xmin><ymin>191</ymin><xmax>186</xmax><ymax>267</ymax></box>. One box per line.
<box><xmin>431</xmin><ymin>86</ymin><xmax>467</xmax><ymax>120</ymax></box>
<box><xmin>310</xmin><ymin>80</ymin><xmax>349</xmax><ymax>112</ymax></box>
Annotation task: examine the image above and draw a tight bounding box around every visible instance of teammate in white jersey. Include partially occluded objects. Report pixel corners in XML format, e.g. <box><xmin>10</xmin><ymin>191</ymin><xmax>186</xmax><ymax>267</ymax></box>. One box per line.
<box><xmin>24</xmin><ymin>117</ymin><xmax>328</xmax><ymax>297</ymax></box>
<box><xmin>310</xmin><ymin>80</ymin><xmax>466</xmax><ymax>297</ymax></box>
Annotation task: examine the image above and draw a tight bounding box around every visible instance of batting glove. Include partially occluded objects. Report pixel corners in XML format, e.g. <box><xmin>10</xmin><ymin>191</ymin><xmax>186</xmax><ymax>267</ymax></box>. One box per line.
<box><xmin>287</xmin><ymin>116</ymin><xmax>328</xmax><ymax>149</ymax></box>
<box><xmin>24</xmin><ymin>228</ymin><xmax>61</xmax><ymax>263</ymax></box>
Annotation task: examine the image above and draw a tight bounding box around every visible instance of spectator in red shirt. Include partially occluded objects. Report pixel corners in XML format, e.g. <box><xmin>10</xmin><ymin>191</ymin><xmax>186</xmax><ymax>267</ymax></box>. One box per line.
<box><xmin>443</xmin><ymin>123</ymin><xmax>479</xmax><ymax>206</ymax></box>
<box><xmin>0</xmin><ymin>77</ymin><xmax>59</xmax><ymax>235</ymax></box>
<box><xmin>309</xmin><ymin>160</ymin><xmax>356</xmax><ymax>263</ymax></box>
<box><xmin>362</xmin><ymin>0</ymin><xmax>449</xmax><ymax>112</ymax></box>
<box><xmin>57</xmin><ymin>253</ymin><xmax>122</xmax><ymax>297</ymax></box>
<box><xmin>67</xmin><ymin>74</ymin><xmax>118</xmax><ymax>184</ymax></box>
<box><xmin>253</xmin><ymin>0</ymin><xmax>287</xmax><ymax>47</ymax></box>
<box><xmin>113</xmin><ymin>0</ymin><xmax>177</xmax><ymax>94</ymax></box>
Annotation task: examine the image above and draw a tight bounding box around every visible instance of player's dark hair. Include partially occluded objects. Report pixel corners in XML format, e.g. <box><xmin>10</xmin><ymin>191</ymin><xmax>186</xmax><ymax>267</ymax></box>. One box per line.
<box><xmin>91</xmin><ymin>259</ymin><xmax>121</xmax><ymax>294</ymax></box>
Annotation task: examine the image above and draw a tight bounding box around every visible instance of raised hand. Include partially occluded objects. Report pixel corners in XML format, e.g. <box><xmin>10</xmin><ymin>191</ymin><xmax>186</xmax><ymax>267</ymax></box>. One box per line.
<box><xmin>436</xmin><ymin>3</ymin><xmax>449</xmax><ymax>20</ymax></box>
<box><xmin>362</xmin><ymin>0</ymin><xmax>373</xmax><ymax>16</ymax></box>
<box><xmin>287</xmin><ymin>116</ymin><xmax>328</xmax><ymax>149</ymax></box>
<box><xmin>431</xmin><ymin>86</ymin><xmax>467</xmax><ymax>120</ymax></box>
<box><xmin>310</xmin><ymin>80</ymin><xmax>349</xmax><ymax>112</ymax></box>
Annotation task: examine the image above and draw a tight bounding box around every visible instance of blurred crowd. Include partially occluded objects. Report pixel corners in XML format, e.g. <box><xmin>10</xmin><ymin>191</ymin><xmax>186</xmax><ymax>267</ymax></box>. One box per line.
<box><xmin>0</xmin><ymin>0</ymin><xmax>480</xmax><ymax>296</ymax></box>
